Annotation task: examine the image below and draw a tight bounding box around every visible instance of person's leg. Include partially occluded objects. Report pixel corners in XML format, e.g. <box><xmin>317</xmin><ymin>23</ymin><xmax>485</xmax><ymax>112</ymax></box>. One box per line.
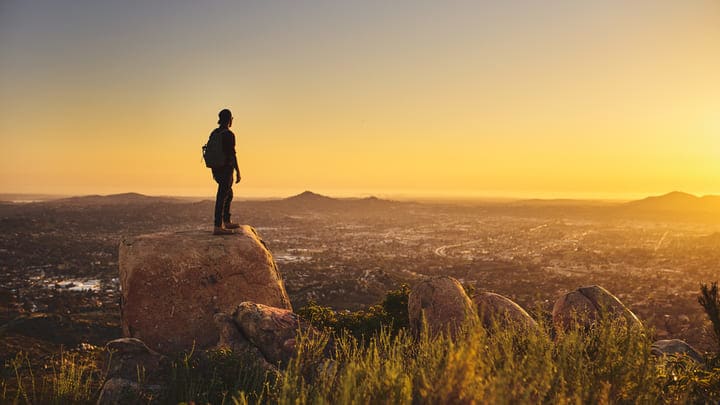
<box><xmin>213</xmin><ymin>168</ymin><xmax>231</xmax><ymax>227</ymax></box>
<box><xmin>222</xmin><ymin>184</ymin><xmax>234</xmax><ymax>224</ymax></box>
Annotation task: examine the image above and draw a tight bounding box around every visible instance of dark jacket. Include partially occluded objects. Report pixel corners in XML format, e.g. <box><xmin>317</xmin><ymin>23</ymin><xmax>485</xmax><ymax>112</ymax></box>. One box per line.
<box><xmin>219</xmin><ymin>128</ymin><xmax>238</xmax><ymax>170</ymax></box>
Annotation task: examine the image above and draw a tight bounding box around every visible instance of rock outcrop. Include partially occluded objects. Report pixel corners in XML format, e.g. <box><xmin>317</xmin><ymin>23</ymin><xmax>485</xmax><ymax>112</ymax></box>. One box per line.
<box><xmin>552</xmin><ymin>285</ymin><xmax>641</xmax><ymax>330</ymax></box>
<box><xmin>119</xmin><ymin>226</ymin><xmax>292</xmax><ymax>353</ymax></box>
<box><xmin>408</xmin><ymin>276</ymin><xmax>475</xmax><ymax>337</ymax></box>
<box><xmin>472</xmin><ymin>292</ymin><xmax>537</xmax><ymax>331</ymax></box>
<box><xmin>214</xmin><ymin>312</ymin><xmax>276</xmax><ymax>371</ymax></box>
<box><xmin>233</xmin><ymin>302</ymin><xmax>304</xmax><ymax>366</ymax></box>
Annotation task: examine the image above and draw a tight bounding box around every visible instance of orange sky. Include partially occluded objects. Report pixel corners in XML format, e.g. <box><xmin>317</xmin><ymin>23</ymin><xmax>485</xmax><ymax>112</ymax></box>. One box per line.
<box><xmin>1</xmin><ymin>1</ymin><xmax>718</xmax><ymax>199</ymax></box>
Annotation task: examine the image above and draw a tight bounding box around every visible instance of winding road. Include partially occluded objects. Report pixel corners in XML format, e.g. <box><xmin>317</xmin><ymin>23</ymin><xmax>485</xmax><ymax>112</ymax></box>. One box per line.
<box><xmin>434</xmin><ymin>239</ymin><xmax>486</xmax><ymax>257</ymax></box>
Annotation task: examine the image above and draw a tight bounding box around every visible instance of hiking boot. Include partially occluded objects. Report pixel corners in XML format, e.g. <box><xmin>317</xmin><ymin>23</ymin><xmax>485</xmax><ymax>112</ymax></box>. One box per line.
<box><xmin>213</xmin><ymin>226</ymin><xmax>234</xmax><ymax>235</ymax></box>
<box><xmin>223</xmin><ymin>221</ymin><xmax>241</xmax><ymax>229</ymax></box>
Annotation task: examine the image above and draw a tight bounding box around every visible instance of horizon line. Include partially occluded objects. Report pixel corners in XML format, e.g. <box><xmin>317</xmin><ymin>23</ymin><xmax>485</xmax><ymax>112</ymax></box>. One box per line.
<box><xmin>1</xmin><ymin>189</ymin><xmax>718</xmax><ymax>203</ymax></box>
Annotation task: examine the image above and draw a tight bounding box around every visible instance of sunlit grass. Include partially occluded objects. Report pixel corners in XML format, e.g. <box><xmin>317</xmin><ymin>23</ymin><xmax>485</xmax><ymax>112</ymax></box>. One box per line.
<box><xmin>2</xmin><ymin>347</ymin><xmax>104</xmax><ymax>405</ymax></box>
<box><xmin>3</xmin><ymin>284</ymin><xmax>720</xmax><ymax>404</ymax></box>
<box><xmin>269</xmin><ymin>316</ymin><xmax>678</xmax><ymax>404</ymax></box>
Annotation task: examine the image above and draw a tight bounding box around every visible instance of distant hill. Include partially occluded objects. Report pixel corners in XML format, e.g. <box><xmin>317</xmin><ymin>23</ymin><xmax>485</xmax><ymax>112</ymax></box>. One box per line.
<box><xmin>9</xmin><ymin>190</ymin><xmax>395</xmax><ymax>210</ymax></box>
<box><xmin>50</xmin><ymin>192</ymin><xmax>182</xmax><ymax>206</ymax></box>
<box><xmin>254</xmin><ymin>190</ymin><xmax>400</xmax><ymax>211</ymax></box>
<box><xmin>451</xmin><ymin>191</ymin><xmax>720</xmax><ymax>224</ymax></box>
<box><xmin>283</xmin><ymin>191</ymin><xmax>338</xmax><ymax>205</ymax></box>
<box><xmin>11</xmin><ymin>190</ymin><xmax>720</xmax><ymax>223</ymax></box>
<box><xmin>617</xmin><ymin>191</ymin><xmax>720</xmax><ymax>222</ymax></box>
<box><xmin>623</xmin><ymin>191</ymin><xmax>720</xmax><ymax>213</ymax></box>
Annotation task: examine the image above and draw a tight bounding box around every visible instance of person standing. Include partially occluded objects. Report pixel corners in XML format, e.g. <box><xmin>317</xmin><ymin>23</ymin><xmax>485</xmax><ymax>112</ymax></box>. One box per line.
<box><xmin>210</xmin><ymin>108</ymin><xmax>241</xmax><ymax>235</ymax></box>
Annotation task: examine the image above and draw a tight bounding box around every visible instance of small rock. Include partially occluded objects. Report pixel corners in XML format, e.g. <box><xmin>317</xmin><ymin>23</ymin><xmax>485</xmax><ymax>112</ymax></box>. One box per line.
<box><xmin>472</xmin><ymin>292</ymin><xmax>537</xmax><ymax>332</ymax></box>
<box><xmin>408</xmin><ymin>276</ymin><xmax>475</xmax><ymax>338</ymax></box>
<box><xmin>214</xmin><ymin>312</ymin><xmax>252</xmax><ymax>353</ymax></box>
<box><xmin>104</xmin><ymin>338</ymin><xmax>167</xmax><ymax>383</ymax></box>
<box><xmin>96</xmin><ymin>377</ymin><xmax>160</xmax><ymax>405</ymax></box>
<box><xmin>553</xmin><ymin>285</ymin><xmax>641</xmax><ymax>330</ymax></box>
<box><xmin>651</xmin><ymin>339</ymin><xmax>704</xmax><ymax>363</ymax></box>
<box><xmin>213</xmin><ymin>312</ymin><xmax>277</xmax><ymax>372</ymax></box>
<box><xmin>233</xmin><ymin>302</ymin><xmax>303</xmax><ymax>366</ymax></box>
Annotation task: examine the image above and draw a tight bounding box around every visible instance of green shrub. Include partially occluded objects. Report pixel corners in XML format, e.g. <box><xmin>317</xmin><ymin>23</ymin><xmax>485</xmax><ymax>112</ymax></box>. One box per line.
<box><xmin>699</xmin><ymin>281</ymin><xmax>720</xmax><ymax>352</ymax></box>
<box><xmin>297</xmin><ymin>284</ymin><xmax>410</xmax><ymax>339</ymax></box>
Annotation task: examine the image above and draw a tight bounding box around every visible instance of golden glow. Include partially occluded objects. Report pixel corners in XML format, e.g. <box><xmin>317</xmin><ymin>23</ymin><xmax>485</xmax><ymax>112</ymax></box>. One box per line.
<box><xmin>1</xmin><ymin>2</ymin><xmax>719</xmax><ymax>198</ymax></box>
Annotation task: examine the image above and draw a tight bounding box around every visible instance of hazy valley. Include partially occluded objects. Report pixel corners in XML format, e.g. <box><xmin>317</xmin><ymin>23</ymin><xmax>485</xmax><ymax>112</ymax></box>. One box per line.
<box><xmin>1</xmin><ymin>190</ymin><xmax>719</xmax><ymax>364</ymax></box>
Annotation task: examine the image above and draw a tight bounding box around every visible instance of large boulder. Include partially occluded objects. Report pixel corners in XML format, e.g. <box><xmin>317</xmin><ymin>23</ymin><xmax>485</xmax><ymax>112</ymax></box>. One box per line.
<box><xmin>408</xmin><ymin>276</ymin><xmax>475</xmax><ymax>337</ymax></box>
<box><xmin>552</xmin><ymin>285</ymin><xmax>641</xmax><ymax>330</ymax></box>
<box><xmin>472</xmin><ymin>292</ymin><xmax>537</xmax><ymax>332</ymax></box>
<box><xmin>119</xmin><ymin>226</ymin><xmax>292</xmax><ymax>353</ymax></box>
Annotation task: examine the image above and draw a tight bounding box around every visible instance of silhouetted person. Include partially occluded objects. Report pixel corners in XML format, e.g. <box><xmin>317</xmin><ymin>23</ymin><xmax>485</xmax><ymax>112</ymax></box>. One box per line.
<box><xmin>210</xmin><ymin>109</ymin><xmax>241</xmax><ymax>235</ymax></box>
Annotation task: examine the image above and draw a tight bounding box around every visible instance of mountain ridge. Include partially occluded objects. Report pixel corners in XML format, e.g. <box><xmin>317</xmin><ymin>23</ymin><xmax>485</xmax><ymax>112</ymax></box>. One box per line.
<box><xmin>6</xmin><ymin>190</ymin><xmax>720</xmax><ymax>216</ymax></box>
<box><xmin>623</xmin><ymin>191</ymin><xmax>720</xmax><ymax>212</ymax></box>
<box><xmin>50</xmin><ymin>192</ymin><xmax>182</xmax><ymax>206</ymax></box>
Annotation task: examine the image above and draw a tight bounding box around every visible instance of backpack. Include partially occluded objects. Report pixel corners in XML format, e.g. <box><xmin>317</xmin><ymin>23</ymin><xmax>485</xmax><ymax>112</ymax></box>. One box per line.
<box><xmin>202</xmin><ymin>129</ymin><xmax>226</xmax><ymax>168</ymax></box>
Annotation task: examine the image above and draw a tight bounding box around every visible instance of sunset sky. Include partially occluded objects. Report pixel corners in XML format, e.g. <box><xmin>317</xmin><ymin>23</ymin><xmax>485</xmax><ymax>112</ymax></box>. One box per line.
<box><xmin>1</xmin><ymin>1</ymin><xmax>718</xmax><ymax>199</ymax></box>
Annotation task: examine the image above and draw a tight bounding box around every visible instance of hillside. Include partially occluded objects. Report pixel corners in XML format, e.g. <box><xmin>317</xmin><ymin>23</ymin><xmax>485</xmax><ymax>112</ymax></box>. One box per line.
<box><xmin>617</xmin><ymin>191</ymin><xmax>720</xmax><ymax>222</ymax></box>
<box><xmin>253</xmin><ymin>190</ymin><xmax>402</xmax><ymax>212</ymax></box>
<box><xmin>48</xmin><ymin>192</ymin><xmax>183</xmax><ymax>206</ymax></box>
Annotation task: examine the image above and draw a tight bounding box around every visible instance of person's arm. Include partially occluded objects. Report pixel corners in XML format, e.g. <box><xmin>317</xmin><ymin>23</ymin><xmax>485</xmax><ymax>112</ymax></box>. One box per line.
<box><xmin>226</xmin><ymin>131</ymin><xmax>241</xmax><ymax>183</ymax></box>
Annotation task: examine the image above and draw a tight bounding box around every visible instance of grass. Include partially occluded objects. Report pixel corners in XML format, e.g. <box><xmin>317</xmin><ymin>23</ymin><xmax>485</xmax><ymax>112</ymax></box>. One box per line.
<box><xmin>2</xmin><ymin>283</ymin><xmax>720</xmax><ymax>404</ymax></box>
<box><xmin>266</xmin><ymin>316</ymin><xmax>716</xmax><ymax>404</ymax></box>
<box><xmin>161</xmin><ymin>346</ymin><xmax>275</xmax><ymax>404</ymax></box>
<box><xmin>2</xmin><ymin>345</ymin><xmax>105</xmax><ymax>404</ymax></box>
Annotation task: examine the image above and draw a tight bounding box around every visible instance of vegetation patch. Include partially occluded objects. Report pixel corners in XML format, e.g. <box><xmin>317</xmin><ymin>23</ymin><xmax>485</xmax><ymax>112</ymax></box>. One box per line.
<box><xmin>2</xmin><ymin>283</ymin><xmax>720</xmax><ymax>404</ymax></box>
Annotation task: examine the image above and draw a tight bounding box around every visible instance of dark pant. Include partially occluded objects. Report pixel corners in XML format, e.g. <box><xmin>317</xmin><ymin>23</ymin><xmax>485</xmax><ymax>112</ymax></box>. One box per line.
<box><xmin>212</xmin><ymin>166</ymin><xmax>234</xmax><ymax>227</ymax></box>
